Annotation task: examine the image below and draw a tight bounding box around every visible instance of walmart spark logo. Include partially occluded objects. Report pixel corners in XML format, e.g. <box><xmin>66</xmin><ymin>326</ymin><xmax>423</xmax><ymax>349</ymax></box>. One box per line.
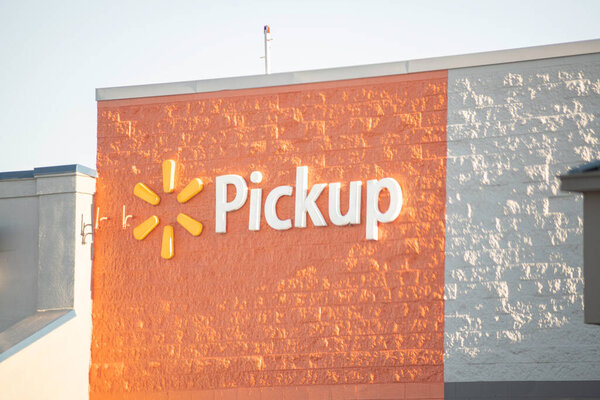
<box><xmin>132</xmin><ymin>160</ymin><xmax>203</xmax><ymax>259</ymax></box>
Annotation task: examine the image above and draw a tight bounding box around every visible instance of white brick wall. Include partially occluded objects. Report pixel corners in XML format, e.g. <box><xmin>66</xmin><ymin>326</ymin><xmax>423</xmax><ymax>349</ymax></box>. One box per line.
<box><xmin>445</xmin><ymin>54</ymin><xmax>600</xmax><ymax>382</ymax></box>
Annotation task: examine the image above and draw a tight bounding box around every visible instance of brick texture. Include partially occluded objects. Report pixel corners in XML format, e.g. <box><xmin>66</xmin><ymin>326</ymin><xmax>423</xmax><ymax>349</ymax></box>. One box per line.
<box><xmin>445</xmin><ymin>53</ymin><xmax>600</xmax><ymax>381</ymax></box>
<box><xmin>92</xmin><ymin>72</ymin><xmax>447</xmax><ymax>398</ymax></box>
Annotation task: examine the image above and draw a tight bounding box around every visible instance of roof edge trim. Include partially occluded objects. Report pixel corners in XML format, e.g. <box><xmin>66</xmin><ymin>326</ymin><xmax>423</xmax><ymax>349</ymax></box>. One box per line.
<box><xmin>0</xmin><ymin>164</ymin><xmax>97</xmax><ymax>181</ymax></box>
<box><xmin>96</xmin><ymin>39</ymin><xmax>600</xmax><ymax>101</ymax></box>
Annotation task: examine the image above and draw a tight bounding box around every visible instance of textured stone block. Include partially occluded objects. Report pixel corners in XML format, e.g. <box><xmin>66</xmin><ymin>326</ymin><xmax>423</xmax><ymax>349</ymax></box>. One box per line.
<box><xmin>92</xmin><ymin>72</ymin><xmax>448</xmax><ymax>397</ymax></box>
<box><xmin>445</xmin><ymin>53</ymin><xmax>600</xmax><ymax>382</ymax></box>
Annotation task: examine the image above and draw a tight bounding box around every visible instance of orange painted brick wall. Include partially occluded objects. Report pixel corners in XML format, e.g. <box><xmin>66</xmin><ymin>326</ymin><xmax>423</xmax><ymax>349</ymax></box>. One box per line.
<box><xmin>92</xmin><ymin>71</ymin><xmax>447</xmax><ymax>399</ymax></box>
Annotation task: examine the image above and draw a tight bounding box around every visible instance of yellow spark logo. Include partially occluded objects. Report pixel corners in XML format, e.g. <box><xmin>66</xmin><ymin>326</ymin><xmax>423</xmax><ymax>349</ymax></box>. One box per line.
<box><xmin>132</xmin><ymin>160</ymin><xmax>203</xmax><ymax>259</ymax></box>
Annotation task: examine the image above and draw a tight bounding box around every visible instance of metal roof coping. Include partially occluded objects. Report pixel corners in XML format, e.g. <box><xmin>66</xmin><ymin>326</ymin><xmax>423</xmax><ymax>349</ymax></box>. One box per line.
<box><xmin>0</xmin><ymin>164</ymin><xmax>97</xmax><ymax>181</ymax></box>
<box><xmin>96</xmin><ymin>38</ymin><xmax>600</xmax><ymax>101</ymax></box>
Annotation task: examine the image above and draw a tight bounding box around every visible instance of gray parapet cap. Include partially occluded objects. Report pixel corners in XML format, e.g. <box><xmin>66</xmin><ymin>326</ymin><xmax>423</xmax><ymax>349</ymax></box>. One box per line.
<box><xmin>560</xmin><ymin>160</ymin><xmax>600</xmax><ymax>193</ymax></box>
<box><xmin>0</xmin><ymin>164</ymin><xmax>97</xmax><ymax>181</ymax></box>
<box><xmin>566</xmin><ymin>160</ymin><xmax>600</xmax><ymax>175</ymax></box>
<box><xmin>96</xmin><ymin>38</ymin><xmax>600</xmax><ymax>101</ymax></box>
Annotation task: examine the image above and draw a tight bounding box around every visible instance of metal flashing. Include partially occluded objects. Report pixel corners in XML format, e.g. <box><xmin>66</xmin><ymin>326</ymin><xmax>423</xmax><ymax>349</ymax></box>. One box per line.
<box><xmin>33</xmin><ymin>164</ymin><xmax>97</xmax><ymax>178</ymax></box>
<box><xmin>0</xmin><ymin>310</ymin><xmax>74</xmax><ymax>362</ymax></box>
<box><xmin>0</xmin><ymin>170</ymin><xmax>35</xmax><ymax>180</ymax></box>
<box><xmin>96</xmin><ymin>39</ymin><xmax>600</xmax><ymax>101</ymax></box>
<box><xmin>0</xmin><ymin>164</ymin><xmax>97</xmax><ymax>181</ymax></box>
<box><xmin>567</xmin><ymin>159</ymin><xmax>600</xmax><ymax>175</ymax></box>
<box><xmin>560</xmin><ymin>167</ymin><xmax>600</xmax><ymax>193</ymax></box>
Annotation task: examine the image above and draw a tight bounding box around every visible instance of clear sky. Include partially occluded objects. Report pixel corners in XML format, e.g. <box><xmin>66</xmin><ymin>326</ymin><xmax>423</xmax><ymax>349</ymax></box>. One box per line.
<box><xmin>1</xmin><ymin>0</ymin><xmax>599</xmax><ymax>172</ymax></box>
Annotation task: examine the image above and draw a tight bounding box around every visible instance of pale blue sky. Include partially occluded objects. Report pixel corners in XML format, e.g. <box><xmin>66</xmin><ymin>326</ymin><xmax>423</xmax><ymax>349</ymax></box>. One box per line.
<box><xmin>1</xmin><ymin>0</ymin><xmax>599</xmax><ymax>172</ymax></box>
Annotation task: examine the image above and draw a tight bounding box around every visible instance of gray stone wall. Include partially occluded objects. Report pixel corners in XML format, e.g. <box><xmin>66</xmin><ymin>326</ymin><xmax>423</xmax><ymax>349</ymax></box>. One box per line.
<box><xmin>0</xmin><ymin>195</ymin><xmax>38</xmax><ymax>331</ymax></box>
<box><xmin>445</xmin><ymin>53</ymin><xmax>600</xmax><ymax>381</ymax></box>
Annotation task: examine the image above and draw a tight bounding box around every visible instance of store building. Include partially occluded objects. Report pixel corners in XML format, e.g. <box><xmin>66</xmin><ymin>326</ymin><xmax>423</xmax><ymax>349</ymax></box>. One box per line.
<box><xmin>1</xmin><ymin>39</ymin><xmax>600</xmax><ymax>399</ymax></box>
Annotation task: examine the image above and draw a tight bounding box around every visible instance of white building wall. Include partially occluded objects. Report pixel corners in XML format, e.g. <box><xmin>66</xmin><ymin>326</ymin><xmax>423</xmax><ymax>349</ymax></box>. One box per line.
<box><xmin>445</xmin><ymin>53</ymin><xmax>600</xmax><ymax>382</ymax></box>
<box><xmin>0</xmin><ymin>311</ymin><xmax>92</xmax><ymax>399</ymax></box>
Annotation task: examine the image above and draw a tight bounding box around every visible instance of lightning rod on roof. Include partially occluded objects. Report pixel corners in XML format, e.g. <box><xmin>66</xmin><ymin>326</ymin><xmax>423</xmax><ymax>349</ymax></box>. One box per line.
<box><xmin>264</xmin><ymin>25</ymin><xmax>272</xmax><ymax>74</ymax></box>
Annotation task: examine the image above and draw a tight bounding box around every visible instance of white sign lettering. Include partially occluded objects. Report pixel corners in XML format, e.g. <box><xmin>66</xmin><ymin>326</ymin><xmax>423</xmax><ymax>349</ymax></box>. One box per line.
<box><xmin>215</xmin><ymin>166</ymin><xmax>402</xmax><ymax>240</ymax></box>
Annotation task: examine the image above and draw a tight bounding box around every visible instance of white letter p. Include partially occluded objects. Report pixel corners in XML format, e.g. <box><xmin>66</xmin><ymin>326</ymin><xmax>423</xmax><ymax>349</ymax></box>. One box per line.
<box><xmin>215</xmin><ymin>175</ymin><xmax>248</xmax><ymax>233</ymax></box>
<box><xmin>366</xmin><ymin>178</ymin><xmax>402</xmax><ymax>240</ymax></box>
